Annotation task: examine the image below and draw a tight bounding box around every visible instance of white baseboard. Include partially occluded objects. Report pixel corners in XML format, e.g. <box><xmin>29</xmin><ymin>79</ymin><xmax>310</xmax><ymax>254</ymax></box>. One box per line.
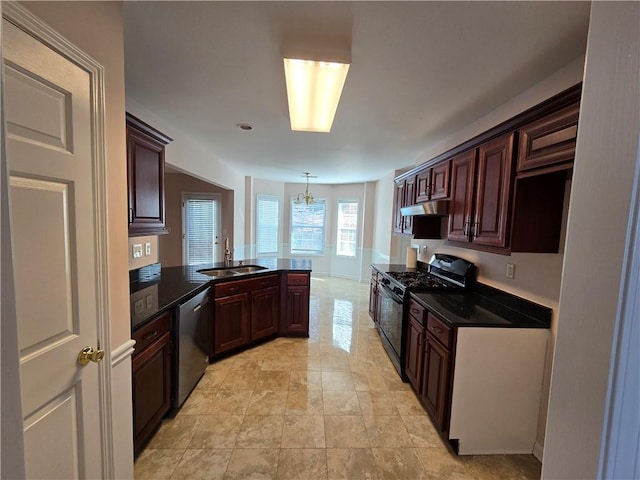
<box><xmin>533</xmin><ymin>441</ymin><xmax>544</xmax><ymax>462</ymax></box>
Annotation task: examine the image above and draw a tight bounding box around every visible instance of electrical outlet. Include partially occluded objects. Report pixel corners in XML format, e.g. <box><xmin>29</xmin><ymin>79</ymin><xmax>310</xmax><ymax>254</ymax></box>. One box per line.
<box><xmin>134</xmin><ymin>298</ymin><xmax>144</xmax><ymax>314</ymax></box>
<box><xmin>145</xmin><ymin>294</ymin><xmax>153</xmax><ymax>308</ymax></box>
<box><xmin>506</xmin><ymin>263</ymin><xmax>516</xmax><ymax>279</ymax></box>
<box><xmin>132</xmin><ymin>244</ymin><xmax>143</xmax><ymax>259</ymax></box>
<box><xmin>145</xmin><ymin>242</ymin><xmax>151</xmax><ymax>256</ymax></box>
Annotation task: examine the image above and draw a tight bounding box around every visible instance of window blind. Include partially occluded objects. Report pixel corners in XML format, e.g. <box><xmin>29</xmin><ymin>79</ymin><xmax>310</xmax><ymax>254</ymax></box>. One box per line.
<box><xmin>184</xmin><ymin>196</ymin><xmax>217</xmax><ymax>265</ymax></box>
<box><xmin>256</xmin><ymin>194</ymin><xmax>280</xmax><ymax>255</ymax></box>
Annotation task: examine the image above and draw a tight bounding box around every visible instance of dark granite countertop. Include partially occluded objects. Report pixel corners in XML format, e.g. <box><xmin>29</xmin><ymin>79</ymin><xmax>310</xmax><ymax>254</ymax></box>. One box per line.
<box><xmin>371</xmin><ymin>263</ymin><xmax>550</xmax><ymax>329</ymax></box>
<box><xmin>371</xmin><ymin>263</ymin><xmax>427</xmax><ymax>274</ymax></box>
<box><xmin>130</xmin><ymin>258</ymin><xmax>312</xmax><ymax>331</ymax></box>
<box><xmin>410</xmin><ymin>283</ymin><xmax>551</xmax><ymax>329</ymax></box>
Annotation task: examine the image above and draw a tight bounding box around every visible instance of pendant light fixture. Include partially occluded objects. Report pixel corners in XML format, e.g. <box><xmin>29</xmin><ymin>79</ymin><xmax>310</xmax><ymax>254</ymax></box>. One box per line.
<box><xmin>294</xmin><ymin>172</ymin><xmax>316</xmax><ymax>205</ymax></box>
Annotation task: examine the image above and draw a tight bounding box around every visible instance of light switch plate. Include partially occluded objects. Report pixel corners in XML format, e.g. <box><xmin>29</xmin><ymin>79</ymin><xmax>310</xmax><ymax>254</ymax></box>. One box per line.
<box><xmin>132</xmin><ymin>244</ymin><xmax>143</xmax><ymax>259</ymax></box>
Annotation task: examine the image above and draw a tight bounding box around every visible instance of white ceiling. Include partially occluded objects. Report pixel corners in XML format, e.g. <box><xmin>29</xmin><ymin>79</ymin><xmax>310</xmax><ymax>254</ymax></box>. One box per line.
<box><xmin>123</xmin><ymin>1</ymin><xmax>590</xmax><ymax>185</ymax></box>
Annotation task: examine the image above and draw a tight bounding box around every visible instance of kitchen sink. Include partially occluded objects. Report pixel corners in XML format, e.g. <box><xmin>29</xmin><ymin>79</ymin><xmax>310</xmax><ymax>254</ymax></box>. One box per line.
<box><xmin>197</xmin><ymin>265</ymin><xmax>268</xmax><ymax>277</ymax></box>
<box><xmin>229</xmin><ymin>265</ymin><xmax>268</xmax><ymax>274</ymax></box>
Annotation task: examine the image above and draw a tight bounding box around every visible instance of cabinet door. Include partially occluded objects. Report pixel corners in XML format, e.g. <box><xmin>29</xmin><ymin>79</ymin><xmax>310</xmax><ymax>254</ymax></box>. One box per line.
<box><xmin>251</xmin><ymin>286</ymin><xmax>279</xmax><ymax>340</ymax></box>
<box><xmin>447</xmin><ymin>150</ymin><xmax>476</xmax><ymax>243</ymax></box>
<box><xmin>415</xmin><ymin>169</ymin><xmax>431</xmax><ymax>203</ymax></box>
<box><xmin>214</xmin><ymin>293</ymin><xmax>250</xmax><ymax>354</ymax></box>
<box><xmin>393</xmin><ymin>181</ymin><xmax>405</xmax><ymax>234</ymax></box>
<box><xmin>402</xmin><ymin>176</ymin><xmax>416</xmax><ymax>234</ymax></box>
<box><xmin>126</xmin><ymin>114</ymin><xmax>171</xmax><ymax>236</ymax></box>
<box><xmin>284</xmin><ymin>285</ymin><xmax>310</xmax><ymax>334</ymax></box>
<box><xmin>422</xmin><ymin>336</ymin><xmax>451</xmax><ymax>431</ymax></box>
<box><xmin>517</xmin><ymin>102</ymin><xmax>579</xmax><ymax>172</ymax></box>
<box><xmin>132</xmin><ymin>332</ymin><xmax>171</xmax><ymax>456</ymax></box>
<box><xmin>473</xmin><ymin>133</ymin><xmax>515</xmax><ymax>247</ymax></box>
<box><xmin>404</xmin><ymin>315</ymin><xmax>424</xmax><ymax>390</ymax></box>
<box><xmin>430</xmin><ymin>161</ymin><xmax>450</xmax><ymax>200</ymax></box>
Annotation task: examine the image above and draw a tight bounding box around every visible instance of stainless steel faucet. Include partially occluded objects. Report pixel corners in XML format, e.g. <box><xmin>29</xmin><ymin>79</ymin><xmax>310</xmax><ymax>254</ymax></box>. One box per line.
<box><xmin>224</xmin><ymin>237</ymin><xmax>232</xmax><ymax>266</ymax></box>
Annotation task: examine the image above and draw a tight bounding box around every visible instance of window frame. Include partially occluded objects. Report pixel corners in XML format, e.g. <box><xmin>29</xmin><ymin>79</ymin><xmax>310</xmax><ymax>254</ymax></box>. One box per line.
<box><xmin>336</xmin><ymin>199</ymin><xmax>359</xmax><ymax>258</ymax></box>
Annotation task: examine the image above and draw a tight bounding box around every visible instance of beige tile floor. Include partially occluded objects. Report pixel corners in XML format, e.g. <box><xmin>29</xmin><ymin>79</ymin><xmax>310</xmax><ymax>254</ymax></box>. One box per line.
<box><xmin>135</xmin><ymin>276</ymin><xmax>542</xmax><ymax>479</ymax></box>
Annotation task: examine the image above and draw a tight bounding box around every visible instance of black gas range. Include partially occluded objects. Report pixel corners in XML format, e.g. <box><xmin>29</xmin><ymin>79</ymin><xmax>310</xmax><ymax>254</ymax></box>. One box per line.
<box><xmin>376</xmin><ymin>254</ymin><xmax>476</xmax><ymax>377</ymax></box>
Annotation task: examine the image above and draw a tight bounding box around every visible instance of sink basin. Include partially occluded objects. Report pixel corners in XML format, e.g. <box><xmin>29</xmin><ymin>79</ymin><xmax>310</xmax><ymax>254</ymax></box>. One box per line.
<box><xmin>197</xmin><ymin>265</ymin><xmax>267</xmax><ymax>277</ymax></box>
<box><xmin>229</xmin><ymin>265</ymin><xmax>268</xmax><ymax>274</ymax></box>
<box><xmin>197</xmin><ymin>268</ymin><xmax>235</xmax><ymax>277</ymax></box>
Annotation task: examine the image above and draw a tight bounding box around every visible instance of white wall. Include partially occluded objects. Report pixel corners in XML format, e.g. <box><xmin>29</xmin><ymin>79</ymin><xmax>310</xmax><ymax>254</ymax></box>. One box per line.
<box><xmin>372</xmin><ymin>170</ymin><xmax>395</xmax><ymax>263</ymax></box>
<box><xmin>543</xmin><ymin>3</ymin><xmax>640</xmax><ymax>478</ymax></box>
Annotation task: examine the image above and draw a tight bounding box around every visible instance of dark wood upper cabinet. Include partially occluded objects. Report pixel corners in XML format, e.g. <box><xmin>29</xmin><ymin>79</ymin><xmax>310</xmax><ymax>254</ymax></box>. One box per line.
<box><xmin>402</xmin><ymin>176</ymin><xmax>416</xmax><ymax>234</ymax></box>
<box><xmin>396</xmin><ymin>84</ymin><xmax>580</xmax><ymax>254</ymax></box>
<box><xmin>416</xmin><ymin>161</ymin><xmax>451</xmax><ymax>203</ymax></box>
<box><xmin>447</xmin><ymin>150</ymin><xmax>477</xmax><ymax>243</ymax></box>
<box><xmin>517</xmin><ymin>102</ymin><xmax>579</xmax><ymax>172</ymax></box>
<box><xmin>447</xmin><ymin>133</ymin><xmax>515</xmax><ymax>250</ymax></box>
<box><xmin>473</xmin><ymin>133</ymin><xmax>515</xmax><ymax>248</ymax></box>
<box><xmin>126</xmin><ymin>113</ymin><xmax>172</xmax><ymax>236</ymax></box>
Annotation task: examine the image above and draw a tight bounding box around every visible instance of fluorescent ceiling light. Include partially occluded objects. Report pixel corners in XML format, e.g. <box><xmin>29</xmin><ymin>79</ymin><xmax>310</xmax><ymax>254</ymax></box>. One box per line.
<box><xmin>283</xmin><ymin>58</ymin><xmax>350</xmax><ymax>133</ymax></box>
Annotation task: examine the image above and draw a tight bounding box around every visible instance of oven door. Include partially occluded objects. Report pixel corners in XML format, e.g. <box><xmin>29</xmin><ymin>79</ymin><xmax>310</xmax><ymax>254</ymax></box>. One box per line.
<box><xmin>377</xmin><ymin>283</ymin><xmax>404</xmax><ymax>375</ymax></box>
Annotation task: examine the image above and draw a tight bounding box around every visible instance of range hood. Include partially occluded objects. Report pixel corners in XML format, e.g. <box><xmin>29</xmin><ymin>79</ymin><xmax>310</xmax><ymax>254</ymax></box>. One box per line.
<box><xmin>401</xmin><ymin>200</ymin><xmax>449</xmax><ymax>216</ymax></box>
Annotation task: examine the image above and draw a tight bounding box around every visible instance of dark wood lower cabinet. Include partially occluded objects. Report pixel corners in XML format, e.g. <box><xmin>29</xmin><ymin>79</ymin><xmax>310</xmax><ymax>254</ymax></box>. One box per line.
<box><xmin>251</xmin><ymin>286</ymin><xmax>279</xmax><ymax>340</ymax></box>
<box><xmin>422</xmin><ymin>335</ymin><xmax>451</xmax><ymax>430</ymax></box>
<box><xmin>404</xmin><ymin>315</ymin><xmax>424</xmax><ymax>389</ymax></box>
<box><xmin>213</xmin><ymin>292</ymin><xmax>250</xmax><ymax>354</ymax></box>
<box><xmin>132</xmin><ymin>312</ymin><xmax>172</xmax><ymax>456</ymax></box>
<box><xmin>404</xmin><ymin>306</ymin><xmax>454</xmax><ymax>434</ymax></box>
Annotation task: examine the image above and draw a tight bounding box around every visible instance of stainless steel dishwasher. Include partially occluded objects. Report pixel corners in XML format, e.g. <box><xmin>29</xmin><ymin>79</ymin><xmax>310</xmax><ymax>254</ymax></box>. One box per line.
<box><xmin>173</xmin><ymin>286</ymin><xmax>211</xmax><ymax>408</ymax></box>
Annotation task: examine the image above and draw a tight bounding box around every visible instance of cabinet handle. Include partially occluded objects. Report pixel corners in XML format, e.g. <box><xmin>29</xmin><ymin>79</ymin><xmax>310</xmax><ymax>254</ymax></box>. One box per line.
<box><xmin>128</xmin><ymin>207</ymin><xmax>134</xmax><ymax>224</ymax></box>
<box><xmin>431</xmin><ymin>326</ymin><xmax>443</xmax><ymax>334</ymax></box>
<box><xmin>193</xmin><ymin>304</ymin><xmax>202</xmax><ymax>312</ymax></box>
<box><xmin>472</xmin><ymin>222</ymin><xmax>479</xmax><ymax>237</ymax></box>
<box><xmin>141</xmin><ymin>330</ymin><xmax>158</xmax><ymax>341</ymax></box>
<box><xmin>417</xmin><ymin>332</ymin><xmax>423</xmax><ymax>347</ymax></box>
<box><xmin>463</xmin><ymin>222</ymin><xmax>469</xmax><ymax>236</ymax></box>
<box><xmin>410</xmin><ymin>308</ymin><xmax>421</xmax><ymax>315</ymax></box>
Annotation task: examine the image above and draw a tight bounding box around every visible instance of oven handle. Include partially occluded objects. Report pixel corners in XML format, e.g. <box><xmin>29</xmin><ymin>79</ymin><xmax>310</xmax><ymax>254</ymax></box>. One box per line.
<box><xmin>380</xmin><ymin>283</ymin><xmax>403</xmax><ymax>304</ymax></box>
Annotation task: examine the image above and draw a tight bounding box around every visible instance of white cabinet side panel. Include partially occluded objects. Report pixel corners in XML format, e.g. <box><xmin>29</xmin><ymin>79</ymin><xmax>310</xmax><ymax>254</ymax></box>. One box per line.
<box><xmin>449</xmin><ymin>328</ymin><xmax>548</xmax><ymax>455</ymax></box>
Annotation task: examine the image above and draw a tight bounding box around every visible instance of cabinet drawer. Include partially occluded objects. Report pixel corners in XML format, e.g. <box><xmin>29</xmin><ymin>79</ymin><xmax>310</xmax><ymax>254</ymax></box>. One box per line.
<box><xmin>214</xmin><ymin>274</ymin><xmax>279</xmax><ymax>297</ymax></box>
<box><xmin>247</xmin><ymin>274</ymin><xmax>279</xmax><ymax>290</ymax></box>
<box><xmin>408</xmin><ymin>299</ymin><xmax>426</xmax><ymax>325</ymax></box>
<box><xmin>133</xmin><ymin>311</ymin><xmax>171</xmax><ymax>354</ymax></box>
<box><xmin>287</xmin><ymin>273</ymin><xmax>310</xmax><ymax>286</ymax></box>
<box><xmin>427</xmin><ymin>313</ymin><xmax>452</xmax><ymax>349</ymax></box>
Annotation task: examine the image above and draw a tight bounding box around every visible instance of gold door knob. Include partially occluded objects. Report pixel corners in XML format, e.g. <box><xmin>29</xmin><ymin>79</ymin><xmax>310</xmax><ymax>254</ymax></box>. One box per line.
<box><xmin>77</xmin><ymin>346</ymin><xmax>105</xmax><ymax>365</ymax></box>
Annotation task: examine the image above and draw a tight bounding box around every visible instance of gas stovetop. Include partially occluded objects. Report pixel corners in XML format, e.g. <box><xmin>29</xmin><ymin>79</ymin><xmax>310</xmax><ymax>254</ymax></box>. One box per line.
<box><xmin>384</xmin><ymin>270</ymin><xmax>459</xmax><ymax>290</ymax></box>
<box><xmin>382</xmin><ymin>253</ymin><xmax>476</xmax><ymax>294</ymax></box>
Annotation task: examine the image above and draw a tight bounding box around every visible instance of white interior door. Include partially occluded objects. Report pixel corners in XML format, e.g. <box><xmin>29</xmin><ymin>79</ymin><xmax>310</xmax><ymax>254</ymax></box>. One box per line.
<box><xmin>3</xmin><ymin>15</ymin><xmax>106</xmax><ymax>479</ymax></box>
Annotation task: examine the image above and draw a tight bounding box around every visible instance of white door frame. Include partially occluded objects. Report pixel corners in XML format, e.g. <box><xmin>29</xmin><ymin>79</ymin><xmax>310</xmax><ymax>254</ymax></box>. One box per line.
<box><xmin>1</xmin><ymin>2</ymin><xmax>113</xmax><ymax>477</ymax></box>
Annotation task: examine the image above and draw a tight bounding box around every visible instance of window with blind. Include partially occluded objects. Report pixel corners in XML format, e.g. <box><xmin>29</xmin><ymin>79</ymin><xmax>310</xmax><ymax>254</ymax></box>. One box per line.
<box><xmin>256</xmin><ymin>194</ymin><xmax>280</xmax><ymax>255</ymax></box>
<box><xmin>290</xmin><ymin>198</ymin><xmax>326</xmax><ymax>255</ymax></box>
<box><xmin>183</xmin><ymin>194</ymin><xmax>220</xmax><ymax>265</ymax></box>
<box><xmin>337</xmin><ymin>201</ymin><xmax>358</xmax><ymax>257</ymax></box>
